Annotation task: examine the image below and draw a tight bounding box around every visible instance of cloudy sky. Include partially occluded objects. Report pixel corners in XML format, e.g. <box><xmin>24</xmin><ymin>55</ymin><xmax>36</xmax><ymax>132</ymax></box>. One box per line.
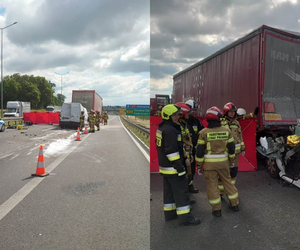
<box><xmin>150</xmin><ymin>0</ymin><xmax>300</xmax><ymax>97</ymax></box>
<box><xmin>0</xmin><ymin>0</ymin><xmax>149</xmax><ymax>106</ymax></box>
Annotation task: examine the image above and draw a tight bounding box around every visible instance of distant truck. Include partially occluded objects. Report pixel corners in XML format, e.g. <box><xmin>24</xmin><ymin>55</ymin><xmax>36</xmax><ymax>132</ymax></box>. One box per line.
<box><xmin>59</xmin><ymin>102</ymin><xmax>88</xmax><ymax>129</ymax></box>
<box><xmin>150</xmin><ymin>94</ymin><xmax>170</xmax><ymax>115</ymax></box>
<box><xmin>72</xmin><ymin>90</ymin><xmax>103</xmax><ymax>113</ymax></box>
<box><xmin>4</xmin><ymin>101</ymin><xmax>31</xmax><ymax>117</ymax></box>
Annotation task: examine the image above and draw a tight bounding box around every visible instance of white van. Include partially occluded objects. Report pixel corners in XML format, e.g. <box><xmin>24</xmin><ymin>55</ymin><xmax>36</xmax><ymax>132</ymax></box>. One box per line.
<box><xmin>59</xmin><ymin>103</ymin><xmax>88</xmax><ymax>129</ymax></box>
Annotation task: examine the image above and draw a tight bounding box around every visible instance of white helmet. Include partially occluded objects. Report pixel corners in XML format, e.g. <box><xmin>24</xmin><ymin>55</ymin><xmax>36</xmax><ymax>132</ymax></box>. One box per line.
<box><xmin>237</xmin><ymin>108</ymin><xmax>246</xmax><ymax>116</ymax></box>
<box><xmin>185</xmin><ymin>99</ymin><xmax>198</xmax><ymax>109</ymax></box>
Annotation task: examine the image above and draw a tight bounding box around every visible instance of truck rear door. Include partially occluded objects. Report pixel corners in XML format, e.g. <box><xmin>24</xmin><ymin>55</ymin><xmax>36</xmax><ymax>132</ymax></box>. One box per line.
<box><xmin>262</xmin><ymin>29</ymin><xmax>300</xmax><ymax>128</ymax></box>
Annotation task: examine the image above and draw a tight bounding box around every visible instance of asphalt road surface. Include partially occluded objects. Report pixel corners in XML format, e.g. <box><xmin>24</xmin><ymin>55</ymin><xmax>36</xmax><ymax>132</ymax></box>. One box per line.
<box><xmin>151</xmin><ymin>170</ymin><xmax>300</xmax><ymax>250</ymax></box>
<box><xmin>0</xmin><ymin>116</ymin><xmax>150</xmax><ymax>250</ymax></box>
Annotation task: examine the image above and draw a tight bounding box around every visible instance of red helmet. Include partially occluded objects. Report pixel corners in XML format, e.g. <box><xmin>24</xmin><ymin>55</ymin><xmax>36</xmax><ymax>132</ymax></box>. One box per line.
<box><xmin>206</xmin><ymin>106</ymin><xmax>223</xmax><ymax>121</ymax></box>
<box><xmin>96</xmin><ymin>110</ymin><xmax>99</xmax><ymax>113</ymax></box>
<box><xmin>175</xmin><ymin>102</ymin><xmax>190</xmax><ymax>115</ymax></box>
<box><xmin>81</xmin><ymin>111</ymin><xmax>84</xmax><ymax>114</ymax></box>
<box><xmin>223</xmin><ymin>102</ymin><xmax>237</xmax><ymax>115</ymax></box>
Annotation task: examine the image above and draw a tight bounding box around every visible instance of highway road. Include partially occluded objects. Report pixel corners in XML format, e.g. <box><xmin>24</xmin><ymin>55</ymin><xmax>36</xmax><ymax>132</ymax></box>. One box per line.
<box><xmin>151</xmin><ymin>170</ymin><xmax>300</xmax><ymax>250</ymax></box>
<box><xmin>0</xmin><ymin>115</ymin><xmax>150</xmax><ymax>250</ymax></box>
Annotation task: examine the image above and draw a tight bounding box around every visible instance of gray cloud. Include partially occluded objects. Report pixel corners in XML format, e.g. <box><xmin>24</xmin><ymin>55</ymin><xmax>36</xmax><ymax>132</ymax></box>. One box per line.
<box><xmin>150</xmin><ymin>0</ymin><xmax>300</xmax><ymax>89</ymax></box>
<box><xmin>6</xmin><ymin>0</ymin><xmax>149</xmax><ymax>47</ymax></box>
<box><xmin>150</xmin><ymin>64</ymin><xmax>178</xmax><ymax>79</ymax></box>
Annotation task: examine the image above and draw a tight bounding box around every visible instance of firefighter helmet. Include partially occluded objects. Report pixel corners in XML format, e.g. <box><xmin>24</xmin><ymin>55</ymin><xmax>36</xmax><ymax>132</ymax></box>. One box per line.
<box><xmin>223</xmin><ymin>102</ymin><xmax>237</xmax><ymax>115</ymax></box>
<box><xmin>176</xmin><ymin>102</ymin><xmax>190</xmax><ymax>115</ymax></box>
<box><xmin>158</xmin><ymin>105</ymin><xmax>162</xmax><ymax>110</ymax></box>
<box><xmin>237</xmin><ymin>108</ymin><xmax>246</xmax><ymax>116</ymax></box>
<box><xmin>185</xmin><ymin>99</ymin><xmax>198</xmax><ymax>109</ymax></box>
<box><xmin>81</xmin><ymin>110</ymin><xmax>84</xmax><ymax>114</ymax></box>
<box><xmin>162</xmin><ymin>104</ymin><xmax>182</xmax><ymax>120</ymax></box>
<box><xmin>206</xmin><ymin>106</ymin><xmax>223</xmax><ymax>121</ymax></box>
<box><xmin>96</xmin><ymin>110</ymin><xmax>100</xmax><ymax>113</ymax></box>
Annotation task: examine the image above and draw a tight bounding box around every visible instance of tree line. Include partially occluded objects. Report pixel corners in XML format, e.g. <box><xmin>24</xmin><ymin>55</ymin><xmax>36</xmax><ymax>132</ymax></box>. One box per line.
<box><xmin>0</xmin><ymin>73</ymin><xmax>66</xmax><ymax>109</ymax></box>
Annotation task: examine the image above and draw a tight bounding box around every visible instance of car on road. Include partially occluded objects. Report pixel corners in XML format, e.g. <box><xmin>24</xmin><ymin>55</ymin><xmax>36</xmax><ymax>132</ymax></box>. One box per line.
<box><xmin>0</xmin><ymin>119</ymin><xmax>5</xmax><ymax>132</ymax></box>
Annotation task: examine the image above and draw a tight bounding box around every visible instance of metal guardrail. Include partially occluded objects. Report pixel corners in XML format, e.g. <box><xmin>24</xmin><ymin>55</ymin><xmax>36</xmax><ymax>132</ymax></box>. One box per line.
<box><xmin>1</xmin><ymin>117</ymin><xmax>24</xmax><ymax>128</ymax></box>
<box><xmin>120</xmin><ymin>116</ymin><xmax>150</xmax><ymax>136</ymax></box>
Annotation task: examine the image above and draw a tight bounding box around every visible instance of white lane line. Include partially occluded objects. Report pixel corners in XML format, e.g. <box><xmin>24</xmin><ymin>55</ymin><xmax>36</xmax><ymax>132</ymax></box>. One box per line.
<box><xmin>0</xmin><ymin>134</ymin><xmax>90</xmax><ymax>222</ymax></box>
<box><xmin>119</xmin><ymin>116</ymin><xmax>150</xmax><ymax>162</ymax></box>
<box><xmin>108</xmin><ymin>116</ymin><xmax>117</xmax><ymax>124</ymax></box>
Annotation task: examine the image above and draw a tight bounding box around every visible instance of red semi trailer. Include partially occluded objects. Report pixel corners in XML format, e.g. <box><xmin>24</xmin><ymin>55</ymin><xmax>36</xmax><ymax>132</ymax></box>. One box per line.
<box><xmin>173</xmin><ymin>25</ymin><xmax>300</xmax><ymax>133</ymax></box>
<box><xmin>72</xmin><ymin>90</ymin><xmax>103</xmax><ymax>114</ymax></box>
<box><xmin>172</xmin><ymin>25</ymin><xmax>300</xmax><ymax>184</ymax></box>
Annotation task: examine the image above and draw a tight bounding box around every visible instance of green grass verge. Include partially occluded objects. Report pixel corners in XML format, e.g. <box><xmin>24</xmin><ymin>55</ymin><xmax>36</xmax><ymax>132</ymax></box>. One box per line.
<box><xmin>121</xmin><ymin>118</ymin><xmax>150</xmax><ymax>148</ymax></box>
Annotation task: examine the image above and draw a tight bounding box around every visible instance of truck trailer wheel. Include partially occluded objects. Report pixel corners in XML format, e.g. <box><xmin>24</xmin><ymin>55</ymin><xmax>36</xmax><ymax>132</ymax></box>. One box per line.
<box><xmin>0</xmin><ymin>124</ymin><xmax>5</xmax><ymax>132</ymax></box>
<box><xmin>266</xmin><ymin>158</ymin><xmax>280</xmax><ymax>179</ymax></box>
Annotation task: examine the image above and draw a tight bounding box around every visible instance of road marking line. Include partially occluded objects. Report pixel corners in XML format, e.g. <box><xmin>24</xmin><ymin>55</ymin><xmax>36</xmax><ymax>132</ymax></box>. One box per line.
<box><xmin>119</xmin><ymin>116</ymin><xmax>150</xmax><ymax>162</ymax></box>
<box><xmin>0</xmin><ymin>134</ymin><xmax>90</xmax><ymax>222</ymax></box>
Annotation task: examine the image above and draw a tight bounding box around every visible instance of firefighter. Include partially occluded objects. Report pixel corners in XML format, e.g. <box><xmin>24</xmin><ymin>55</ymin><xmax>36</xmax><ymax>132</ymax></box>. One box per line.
<box><xmin>185</xmin><ymin>99</ymin><xmax>204</xmax><ymax>193</ymax></box>
<box><xmin>88</xmin><ymin>109</ymin><xmax>95</xmax><ymax>133</ymax></box>
<box><xmin>196</xmin><ymin>106</ymin><xmax>239</xmax><ymax>217</ymax></box>
<box><xmin>80</xmin><ymin>110</ymin><xmax>85</xmax><ymax>131</ymax></box>
<box><xmin>237</xmin><ymin>107</ymin><xmax>259</xmax><ymax>121</ymax></box>
<box><xmin>220</xmin><ymin>102</ymin><xmax>245</xmax><ymax>189</ymax></box>
<box><xmin>103</xmin><ymin>112</ymin><xmax>109</xmax><ymax>125</ymax></box>
<box><xmin>95</xmin><ymin>110</ymin><xmax>101</xmax><ymax>131</ymax></box>
<box><xmin>156</xmin><ymin>104</ymin><xmax>200</xmax><ymax>226</ymax></box>
<box><xmin>176</xmin><ymin>102</ymin><xmax>194</xmax><ymax>191</ymax></box>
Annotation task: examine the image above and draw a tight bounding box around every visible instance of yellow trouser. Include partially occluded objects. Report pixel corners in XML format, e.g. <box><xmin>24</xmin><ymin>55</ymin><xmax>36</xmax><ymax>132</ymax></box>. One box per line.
<box><xmin>205</xmin><ymin>168</ymin><xmax>239</xmax><ymax>211</ymax></box>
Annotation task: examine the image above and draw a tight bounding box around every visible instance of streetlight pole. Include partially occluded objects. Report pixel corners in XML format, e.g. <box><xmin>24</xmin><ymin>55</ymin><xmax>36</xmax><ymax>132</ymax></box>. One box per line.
<box><xmin>55</xmin><ymin>71</ymin><xmax>69</xmax><ymax>96</ymax></box>
<box><xmin>1</xmin><ymin>22</ymin><xmax>17</xmax><ymax>118</ymax></box>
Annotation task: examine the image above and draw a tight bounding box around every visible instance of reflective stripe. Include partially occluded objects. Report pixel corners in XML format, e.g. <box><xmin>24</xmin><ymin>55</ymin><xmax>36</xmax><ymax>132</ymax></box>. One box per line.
<box><xmin>205</xmin><ymin>157</ymin><xmax>228</xmax><ymax>162</ymax></box>
<box><xmin>209</xmin><ymin>197</ymin><xmax>221</xmax><ymax>205</ymax></box>
<box><xmin>159</xmin><ymin>167</ymin><xmax>178</xmax><ymax>175</ymax></box>
<box><xmin>197</xmin><ymin>139</ymin><xmax>205</xmax><ymax>145</ymax></box>
<box><xmin>193</xmin><ymin>126</ymin><xmax>198</xmax><ymax>132</ymax></box>
<box><xmin>204</xmin><ymin>154</ymin><xmax>228</xmax><ymax>158</ymax></box>
<box><xmin>218</xmin><ymin>185</ymin><xmax>224</xmax><ymax>190</ymax></box>
<box><xmin>231</xmin><ymin>179</ymin><xmax>236</xmax><ymax>184</ymax></box>
<box><xmin>207</xmin><ymin>142</ymin><xmax>212</xmax><ymax>154</ymax></box>
<box><xmin>177</xmin><ymin>134</ymin><xmax>182</xmax><ymax>141</ymax></box>
<box><xmin>204</xmin><ymin>154</ymin><xmax>228</xmax><ymax>162</ymax></box>
<box><xmin>185</xmin><ymin>128</ymin><xmax>189</xmax><ymax>134</ymax></box>
<box><xmin>164</xmin><ymin>203</ymin><xmax>176</xmax><ymax>211</ymax></box>
<box><xmin>178</xmin><ymin>170</ymin><xmax>186</xmax><ymax>176</ymax></box>
<box><xmin>195</xmin><ymin>157</ymin><xmax>204</xmax><ymax>163</ymax></box>
<box><xmin>176</xmin><ymin>205</ymin><xmax>190</xmax><ymax>215</ymax></box>
<box><xmin>241</xmin><ymin>141</ymin><xmax>245</xmax><ymax>146</ymax></box>
<box><xmin>230</xmin><ymin>125</ymin><xmax>239</xmax><ymax>129</ymax></box>
<box><xmin>227</xmin><ymin>137</ymin><xmax>234</xmax><ymax>143</ymax></box>
<box><xmin>235</xmin><ymin>143</ymin><xmax>241</xmax><ymax>148</ymax></box>
<box><xmin>189</xmin><ymin>180</ymin><xmax>193</xmax><ymax>185</ymax></box>
<box><xmin>156</xmin><ymin>130</ymin><xmax>162</xmax><ymax>138</ymax></box>
<box><xmin>228</xmin><ymin>153</ymin><xmax>235</xmax><ymax>158</ymax></box>
<box><xmin>166</xmin><ymin>152</ymin><xmax>180</xmax><ymax>161</ymax></box>
<box><xmin>228</xmin><ymin>192</ymin><xmax>238</xmax><ymax>200</ymax></box>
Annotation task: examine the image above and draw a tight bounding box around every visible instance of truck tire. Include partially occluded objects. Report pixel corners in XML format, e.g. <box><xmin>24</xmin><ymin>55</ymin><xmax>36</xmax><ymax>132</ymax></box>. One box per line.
<box><xmin>266</xmin><ymin>158</ymin><xmax>280</xmax><ymax>179</ymax></box>
<box><xmin>0</xmin><ymin>124</ymin><xmax>5</xmax><ymax>132</ymax></box>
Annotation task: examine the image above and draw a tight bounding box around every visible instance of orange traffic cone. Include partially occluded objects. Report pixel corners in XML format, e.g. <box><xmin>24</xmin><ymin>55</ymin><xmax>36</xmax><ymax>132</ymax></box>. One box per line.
<box><xmin>32</xmin><ymin>145</ymin><xmax>49</xmax><ymax>177</ymax></box>
<box><xmin>75</xmin><ymin>127</ymin><xmax>81</xmax><ymax>141</ymax></box>
<box><xmin>84</xmin><ymin>124</ymin><xmax>88</xmax><ymax>134</ymax></box>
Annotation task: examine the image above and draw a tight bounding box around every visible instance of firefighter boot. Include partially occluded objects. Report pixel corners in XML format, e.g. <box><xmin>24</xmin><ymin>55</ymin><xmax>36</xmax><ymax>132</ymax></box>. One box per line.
<box><xmin>212</xmin><ymin>210</ymin><xmax>222</xmax><ymax>217</ymax></box>
<box><xmin>179</xmin><ymin>213</ymin><xmax>201</xmax><ymax>226</ymax></box>
<box><xmin>229</xmin><ymin>204</ymin><xmax>240</xmax><ymax>212</ymax></box>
